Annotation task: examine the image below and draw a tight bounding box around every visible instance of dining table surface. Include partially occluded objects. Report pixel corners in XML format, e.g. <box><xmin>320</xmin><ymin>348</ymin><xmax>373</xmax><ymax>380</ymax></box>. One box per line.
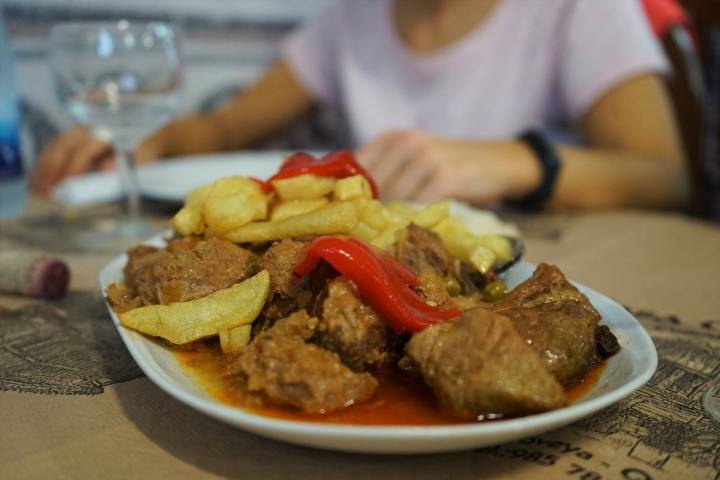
<box><xmin>1</xmin><ymin>194</ymin><xmax>719</xmax><ymax>480</ymax></box>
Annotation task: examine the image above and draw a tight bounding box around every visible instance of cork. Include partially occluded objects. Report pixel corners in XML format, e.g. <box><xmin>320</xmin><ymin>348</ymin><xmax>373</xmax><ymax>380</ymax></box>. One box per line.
<box><xmin>0</xmin><ymin>251</ymin><xmax>70</xmax><ymax>299</ymax></box>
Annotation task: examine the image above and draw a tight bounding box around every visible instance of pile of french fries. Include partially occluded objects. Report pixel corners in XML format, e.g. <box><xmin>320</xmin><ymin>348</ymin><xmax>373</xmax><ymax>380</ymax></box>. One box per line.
<box><xmin>171</xmin><ymin>173</ymin><xmax>515</xmax><ymax>273</ymax></box>
<box><xmin>117</xmin><ymin>171</ymin><xmax>517</xmax><ymax>353</ymax></box>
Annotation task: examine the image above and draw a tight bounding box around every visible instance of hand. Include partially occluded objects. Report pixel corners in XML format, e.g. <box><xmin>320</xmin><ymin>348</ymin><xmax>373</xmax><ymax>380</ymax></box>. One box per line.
<box><xmin>357</xmin><ymin>129</ymin><xmax>541</xmax><ymax>205</ymax></box>
<box><xmin>31</xmin><ymin>127</ymin><xmax>113</xmax><ymax>195</ymax></box>
<box><xmin>31</xmin><ymin>127</ymin><xmax>164</xmax><ymax>196</ymax></box>
<box><xmin>31</xmin><ymin>114</ymin><xmax>227</xmax><ymax>196</ymax></box>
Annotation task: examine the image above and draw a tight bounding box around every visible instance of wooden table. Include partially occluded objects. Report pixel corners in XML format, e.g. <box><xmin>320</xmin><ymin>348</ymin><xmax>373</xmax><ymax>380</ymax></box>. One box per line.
<box><xmin>1</xmin><ymin>198</ymin><xmax>719</xmax><ymax>480</ymax></box>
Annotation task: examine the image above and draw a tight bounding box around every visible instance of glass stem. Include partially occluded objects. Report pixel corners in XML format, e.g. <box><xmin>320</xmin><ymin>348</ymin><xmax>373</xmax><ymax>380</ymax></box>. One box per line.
<box><xmin>114</xmin><ymin>145</ymin><xmax>141</xmax><ymax>220</ymax></box>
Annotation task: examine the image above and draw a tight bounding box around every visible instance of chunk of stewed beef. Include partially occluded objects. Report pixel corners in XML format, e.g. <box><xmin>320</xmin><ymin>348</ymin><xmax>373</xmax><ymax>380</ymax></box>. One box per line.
<box><xmin>316</xmin><ymin>277</ymin><xmax>399</xmax><ymax>371</ymax></box>
<box><xmin>124</xmin><ymin>237</ymin><xmax>255</xmax><ymax>306</ymax></box>
<box><xmin>404</xmin><ymin>307</ymin><xmax>565</xmax><ymax>418</ymax></box>
<box><xmin>230</xmin><ymin>311</ymin><xmax>378</xmax><ymax>413</ymax></box>
<box><xmin>492</xmin><ymin>263</ymin><xmax>610</xmax><ymax>387</ymax></box>
<box><xmin>394</xmin><ymin>224</ymin><xmax>451</xmax><ymax>278</ymax></box>
<box><xmin>394</xmin><ymin>224</ymin><xmax>455</xmax><ymax>306</ymax></box>
<box><xmin>254</xmin><ymin>238</ymin><xmax>333</xmax><ymax>335</ymax></box>
<box><xmin>260</xmin><ymin>238</ymin><xmax>308</xmax><ymax>296</ymax></box>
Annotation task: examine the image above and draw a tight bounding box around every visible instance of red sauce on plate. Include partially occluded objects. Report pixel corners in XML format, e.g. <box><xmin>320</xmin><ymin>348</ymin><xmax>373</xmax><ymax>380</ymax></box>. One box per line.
<box><xmin>565</xmin><ymin>361</ymin><xmax>607</xmax><ymax>403</ymax></box>
<box><xmin>174</xmin><ymin>342</ymin><xmax>606</xmax><ymax>426</ymax></box>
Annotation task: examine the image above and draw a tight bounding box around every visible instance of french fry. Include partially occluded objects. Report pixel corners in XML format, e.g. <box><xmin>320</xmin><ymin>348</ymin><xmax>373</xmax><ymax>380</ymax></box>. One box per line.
<box><xmin>272</xmin><ymin>174</ymin><xmax>336</xmax><ymax>200</ymax></box>
<box><xmin>475</xmin><ymin>234</ymin><xmax>513</xmax><ymax>261</ymax></box>
<box><xmin>171</xmin><ymin>182</ymin><xmax>215</xmax><ymax>236</ymax></box>
<box><xmin>370</xmin><ymin>221</ymin><xmax>410</xmax><ymax>250</ymax></box>
<box><xmin>441</xmin><ymin>234</ymin><xmax>497</xmax><ymax>274</ymax></box>
<box><xmin>349</xmin><ymin>197</ymin><xmax>370</xmax><ymax>217</ymax></box>
<box><xmin>468</xmin><ymin>244</ymin><xmax>496</xmax><ymax>274</ymax></box>
<box><xmin>432</xmin><ymin>217</ymin><xmax>469</xmax><ymax>237</ymax></box>
<box><xmin>203</xmin><ymin>191</ymin><xmax>268</xmax><ymax>234</ymax></box>
<box><xmin>349</xmin><ymin>222</ymin><xmax>379</xmax><ymax>242</ymax></box>
<box><xmin>333</xmin><ymin>174</ymin><xmax>373</xmax><ymax>201</ymax></box>
<box><xmin>349</xmin><ymin>198</ymin><xmax>390</xmax><ymax>232</ymax></box>
<box><xmin>271</xmin><ymin>198</ymin><xmax>329</xmax><ymax>221</ymax></box>
<box><xmin>219</xmin><ymin>324</ymin><xmax>252</xmax><ymax>354</ymax></box>
<box><xmin>118</xmin><ymin>271</ymin><xmax>270</xmax><ymax>345</ymax></box>
<box><xmin>412</xmin><ymin>200</ymin><xmax>450</xmax><ymax>228</ymax></box>
<box><xmin>185</xmin><ymin>183</ymin><xmax>214</xmax><ymax>209</ymax></box>
<box><xmin>359</xmin><ymin>200</ymin><xmax>389</xmax><ymax>231</ymax></box>
<box><xmin>173</xmin><ymin>176</ymin><xmax>267</xmax><ymax>236</ymax></box>
<box><xmin>207</xmin><ymin>176</ymin><xmax>263</xmax><ymax>199</ymax></box>
<box><xmin>171</xmin><ymin>207</ymin><xmax>204</xmax><ymax>236</ymax></box>
<box><xmin>224</xmin><ymin>201</ymin><xmax>358</xmax><ymax>243</ymax></box>
<box><xmin>384</xmin><ymin>201</ymin><xmax>416</xmax><ymax>220</ymax></box>
<box><xmin>436</xmin><ymin>233</ymin><xmax>475</xmax><ymax>260</ymax></box>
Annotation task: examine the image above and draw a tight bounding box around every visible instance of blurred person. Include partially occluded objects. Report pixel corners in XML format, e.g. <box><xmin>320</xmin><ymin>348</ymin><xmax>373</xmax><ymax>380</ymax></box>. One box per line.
<box><xmin>33</xmin><ymin>0</ymin><xmax>689</xmax><ymax>210</ymax></box>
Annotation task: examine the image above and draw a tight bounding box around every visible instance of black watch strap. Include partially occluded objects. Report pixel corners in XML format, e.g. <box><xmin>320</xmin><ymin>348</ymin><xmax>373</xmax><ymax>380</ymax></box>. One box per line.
<box><xmin>506</xmin><ymin>130</ymin><xmax>561</xmax><ymax>211</ymax></box>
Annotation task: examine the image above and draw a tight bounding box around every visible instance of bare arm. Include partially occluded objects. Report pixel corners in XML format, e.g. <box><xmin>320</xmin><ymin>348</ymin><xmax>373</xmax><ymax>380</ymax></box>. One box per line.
<box><xmin>552</xmin><ymin>73</ymin><xmax>689</xmax><ymax>209</ymax></box>
<box><xmin>360</xmin><ymin>73</ymin><xmax>690</xmax><ymax>210</ymax></box>
<box><xmin>138</xmin><ymin>60</ymin><xmax>315</xmax><ymax>159</ymax></box>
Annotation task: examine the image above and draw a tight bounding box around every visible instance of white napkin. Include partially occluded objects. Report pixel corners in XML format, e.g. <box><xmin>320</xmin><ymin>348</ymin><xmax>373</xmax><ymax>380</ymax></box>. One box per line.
<box><xmin>52</xmin><ymin>171</ymin><xmax>124</xmax><ymax>207</ymax></box>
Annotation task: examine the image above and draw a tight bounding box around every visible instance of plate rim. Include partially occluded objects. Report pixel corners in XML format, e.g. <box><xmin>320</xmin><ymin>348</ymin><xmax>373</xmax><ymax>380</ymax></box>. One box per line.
<box><xmin>99</xmin><ymin>234</ymin><xmax>658</xmax><ymax>449</ymax></box>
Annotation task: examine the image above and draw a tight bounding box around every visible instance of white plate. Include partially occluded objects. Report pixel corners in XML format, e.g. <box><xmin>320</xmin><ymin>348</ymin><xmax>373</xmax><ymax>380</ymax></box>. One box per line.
<box><xmin>52</xmin><ymin>151</ymin><xmax>289</xmax><ymax>208</ymax></box>
<box><xmin>99</xmin><ymin>234</ymin><xmax>657</xmax><ymax>454</ymax></box>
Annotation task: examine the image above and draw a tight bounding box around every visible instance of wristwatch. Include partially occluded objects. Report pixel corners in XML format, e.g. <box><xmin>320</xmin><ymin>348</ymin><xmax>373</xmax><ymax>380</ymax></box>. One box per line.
<box><xmin>506</xmin><ymin>130</ymin><xmax>561</xmax><ymax>211</ymax></box>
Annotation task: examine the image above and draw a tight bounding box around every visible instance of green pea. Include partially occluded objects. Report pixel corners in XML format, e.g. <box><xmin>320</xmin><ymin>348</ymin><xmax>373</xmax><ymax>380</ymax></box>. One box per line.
<box><xmin>483</xmin><ymin>280</ymin><xmax>507</xmax><ymax>302</ymax></box>
<box><xmin>444</xmin><ymin>276</ymin><xmax>462</xmax><ymax>297</ymax></box>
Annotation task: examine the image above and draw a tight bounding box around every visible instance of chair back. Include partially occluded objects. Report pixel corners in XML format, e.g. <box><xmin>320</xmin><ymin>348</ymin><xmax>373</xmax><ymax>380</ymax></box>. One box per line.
<box><xmin>660</xmin><ymin>25</ymin><xmax>706</xmax><ymax>214</ymax></box>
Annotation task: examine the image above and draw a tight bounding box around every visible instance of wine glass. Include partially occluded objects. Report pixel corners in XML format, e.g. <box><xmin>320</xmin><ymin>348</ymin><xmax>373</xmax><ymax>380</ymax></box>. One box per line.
<box><xmin>49</xmin><ymin>21</ymin><xmax>181</xmax><ymax>243</ymax></box>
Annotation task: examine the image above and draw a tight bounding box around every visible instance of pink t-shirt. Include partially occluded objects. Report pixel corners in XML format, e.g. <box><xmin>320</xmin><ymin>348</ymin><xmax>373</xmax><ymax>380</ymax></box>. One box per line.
<box><xmin>282</xmin><ymin>0</ymin><xmax>668</xmax><ymax>146</ymax></box>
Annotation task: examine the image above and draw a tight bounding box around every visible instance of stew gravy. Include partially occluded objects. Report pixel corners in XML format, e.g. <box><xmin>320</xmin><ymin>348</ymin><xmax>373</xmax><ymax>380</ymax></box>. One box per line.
<box><xmin>175</xmin><ymin>341</ymin><xmax>605</xmax><ymax>426</ymax></box>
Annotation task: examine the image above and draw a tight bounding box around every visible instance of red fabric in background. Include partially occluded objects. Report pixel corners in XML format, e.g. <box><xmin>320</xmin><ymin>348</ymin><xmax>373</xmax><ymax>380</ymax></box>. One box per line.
<box><xmin>641</xmin><ymin>0</ymin><xmax>699</xmax><ymax>49</ymax></box>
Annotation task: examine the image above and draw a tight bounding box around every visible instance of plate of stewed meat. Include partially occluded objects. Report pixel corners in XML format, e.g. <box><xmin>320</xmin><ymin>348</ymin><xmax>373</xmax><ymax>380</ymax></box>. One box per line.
<box><xmin>101</xmin><ymin>151</ymin><xmax>656</xmax><ymax>453</ymax></box>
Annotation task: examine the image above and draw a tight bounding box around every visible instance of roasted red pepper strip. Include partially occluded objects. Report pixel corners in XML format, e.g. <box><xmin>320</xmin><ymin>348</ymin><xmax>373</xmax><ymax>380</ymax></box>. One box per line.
<box><xmin>249</xmin><ymin>177</ymin><xmax>274</xmax><ymax>193</ymax></box>
<box><xmin>279</xmin><ymin>151</ymin><xmax>316</xmax><ymax>170</ymax></box>
<box><xmin>269</xmin><ymin>151</ymin><xmax>380</xmax><ymax>198</ymax></box>
<box><xmin>293</xmin><ymin>236</ymin><xmax>459</xmax><ymax>333</ymax></box>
